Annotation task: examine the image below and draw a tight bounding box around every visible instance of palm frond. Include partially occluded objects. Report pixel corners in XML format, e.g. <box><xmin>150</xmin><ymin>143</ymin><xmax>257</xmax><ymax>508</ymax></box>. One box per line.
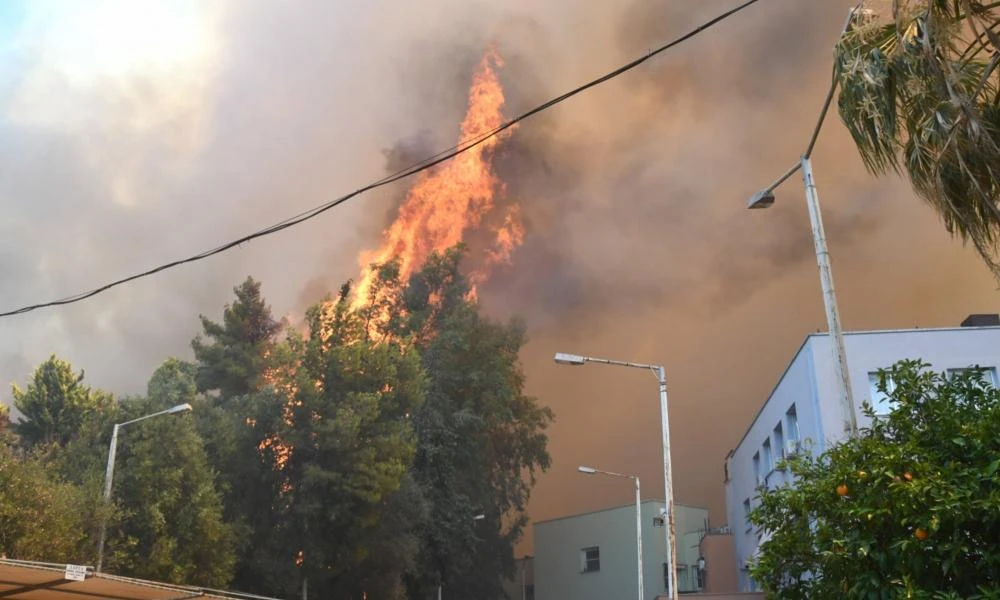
<box><xmin>837</xmin><ymin>0</ymin><xmax>1000</xmax><ymax>277</ymax></box>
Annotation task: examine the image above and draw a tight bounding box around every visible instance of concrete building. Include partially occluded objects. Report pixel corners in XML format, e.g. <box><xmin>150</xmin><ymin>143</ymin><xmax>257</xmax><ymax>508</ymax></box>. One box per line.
<box><xmin>697</xmin><ymin>531</ymin><xmax>738</xmax><ymax>594</ymax></box>
<box><xmin>724</xmin><ymin>316</ymin><xmax>1000</xmax><ymax>592</ymax></box>
<box><xmin>533</xmin><ymin>501</ymin><xmax>711</xmax><ymax>600</ymax></box>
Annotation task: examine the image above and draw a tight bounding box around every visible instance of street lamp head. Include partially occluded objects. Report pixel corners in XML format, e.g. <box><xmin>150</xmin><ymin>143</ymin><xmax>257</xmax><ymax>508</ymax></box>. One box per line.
<box><xmin>473</xmin><ymin>514</ymin><xmax>485</xmax><ymax>521</ymax></box>
<box><xmin>166</xmin><ymin>403</ymin><xmax>193</xmax><ymax>415</ymax></box>
<box><xmin>554</xmin><ymin>352</ymin><xmax>586</xmax><ymax>366</ymax></box>
<box><xmin>747</xmin><ymin>189</ymin><xmax>775</xmax><ymax>210</ymax></box>
<box><xmin>577</xmin><ymin>465</ymin><xmax>598</xmax><ymax>474</ymax></box>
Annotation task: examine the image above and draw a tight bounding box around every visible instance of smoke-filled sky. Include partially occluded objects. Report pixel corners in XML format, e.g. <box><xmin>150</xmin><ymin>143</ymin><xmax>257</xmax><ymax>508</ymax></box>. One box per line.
<box><xmin>1</xmin><ymin>0</ymin><xmax>997</xmax><ymax>551</ymax></box>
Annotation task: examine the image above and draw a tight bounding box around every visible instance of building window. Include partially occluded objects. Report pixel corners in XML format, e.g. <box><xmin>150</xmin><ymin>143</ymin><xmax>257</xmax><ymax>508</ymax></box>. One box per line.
<box><xmin>743</xmin><ymin>498</ymin><xmax>752</xmax><ymax>532</ymax></box>
<box><xmin>774</xmin><ymin>422</ymin><xmax>785</xmax><ymax>459</ymax></box>
<box><xmin>947</xmin><ymin>366</ymin><xmax>998</xmax><ymax>387</ymax></box>
<box><xmin>752</xmin><ymin>452</ymin><xmax>761</xmax><ymax>484</ymax></box>
<box><xmin>868</xmin><ymin>372</ymin><xmax>897</xmax><ymax>415</ymax></box>
<box><xmin>580</xmin><ymin>546</ymin><xmax>600</xmax><ymax>573</ymax></box>
<box><xmin>786</xmin><ymin>405</ymin><xmax>799</xmax><ymax>442</ymax></box>
<box><xmin>762</xmin><ymin>439</ymin><xmax>773</xmax><ymax>474</ymax></box>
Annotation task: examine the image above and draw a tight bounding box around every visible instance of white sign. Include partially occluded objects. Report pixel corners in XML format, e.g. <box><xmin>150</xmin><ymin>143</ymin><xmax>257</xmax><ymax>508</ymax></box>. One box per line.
<box><xmin>64</xmin><ymin>564</ymin><xmax>87</xmax><ymax>581</ymax></box>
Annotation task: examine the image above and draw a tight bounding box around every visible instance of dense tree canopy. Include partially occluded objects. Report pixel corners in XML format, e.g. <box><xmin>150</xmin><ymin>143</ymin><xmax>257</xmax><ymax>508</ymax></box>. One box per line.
<box><xmin>1</xmin><ymin>251</ymin><xmax>552</xmax><ymax>598</ymax></box>
<box><xmin>751</xmin><ymin>361</ymin><xmax>1000</xmax><ymax>599</ymax></box>
<box><xmin>266</xmin><ymin>290</ymin><xmax>427</xmax><ymax>598</ymax></box>
<box><xmin>12</xmin><ymin>355</ymin><xmax>112</xmax><ymax>448</ymax></box>
<box><xmin>0</xmin><ymin>444</ymin><xmax>90</xmax><ymax>562</ymax></box>
<box><xmin>192</xmin><ymin>276</ymin><xmax>283</xmax><ymax>398</ymax></box>
<box><xmin>99</xmin><ymin>367</ymin><xmax>236</xmax><ymax>586</ymax></box>
<box><xmin>0</xmin><ymin>403</ymin><xmax>10</xmax><ymax>439</ymax></box>
<box><xmin>401</xmin><ymin>250</ymin><xmax>553</xmax><ymax>599</ymax></box>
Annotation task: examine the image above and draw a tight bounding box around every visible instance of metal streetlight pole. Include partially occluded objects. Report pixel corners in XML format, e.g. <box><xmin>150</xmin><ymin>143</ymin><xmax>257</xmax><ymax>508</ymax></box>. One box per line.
<box><xmin>578</xmin><ymin>466</ymin><xmax>644</xmax><ymax>600</ymax></box>
<box><xmin>555</xmin><ymin>352</ymin><xmax>677</xmax><ymax>600</ymax></box>
<box><xmin>96</xmin><ymin>402</ymin><xmax>194</xmax><ymax>573</ymax></box>
<box><xmin>746</xmin><ymin>5</ymin><xmax>866</xmax><ymax>439</ymax></box>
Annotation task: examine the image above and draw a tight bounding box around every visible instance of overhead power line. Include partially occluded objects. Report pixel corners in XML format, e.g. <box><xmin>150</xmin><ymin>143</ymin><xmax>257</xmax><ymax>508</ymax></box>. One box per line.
<box><xmin>0</xmin><ymin>0</ymin><xmax>763</xmax><ymax>319</ymax></box>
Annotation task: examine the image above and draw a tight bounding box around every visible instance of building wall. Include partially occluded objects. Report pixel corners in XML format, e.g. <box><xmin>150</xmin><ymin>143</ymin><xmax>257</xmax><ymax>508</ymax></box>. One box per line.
<box><xmin>700</xmin><ymin>534</ymin><xmax>737</xmax><ymax>594</ymax></box>
<box><xmin>534</xmin><ymin>501</ymin><xmax>708</xmax><ymax>600</ymax></box>
<box><xmin>724</xmin><ymin>325</ymin><xmax>1000</xmax><ymax>592</ymax></box>
<box><xmin>724</xmin><ymin>340</ymin><xmax>822</xmax><ymax>592</ymax></box>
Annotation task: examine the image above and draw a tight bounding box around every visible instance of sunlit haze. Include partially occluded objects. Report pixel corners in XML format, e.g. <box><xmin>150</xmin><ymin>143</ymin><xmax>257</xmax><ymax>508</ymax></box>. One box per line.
<box><xmin>1</xmin><ymin>0</ymin><xmax>997</xmax><ymax>556</ymax></box>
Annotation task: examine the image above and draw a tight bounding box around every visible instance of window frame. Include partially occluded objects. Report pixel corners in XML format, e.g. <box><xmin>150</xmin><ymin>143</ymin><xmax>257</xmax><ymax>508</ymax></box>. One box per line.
<box><xmin>947</xmin><ymin>366</ymin><xmax>998</xmax><ymax>387</ymax></box>
<box><xmin>773</xmin><ymin>422</ymin><xmax>785</xmax><ymax>460</ymax></box>
<box><xmin>580</xmin><ymin>546</ymin><xmax>600</xmax><ymax>573</ymax></box>
<box><xmin>785</xmin><ymin>405</ymin><xmax>799</xmax><ymax>442</ymax></box>
<box><xmin>867</xmin><ymin>371</ymin><xmax>897</xmax><ymax>415</ymax></box>
<box><xmin>762</xmin><ymin>438</ymin><xmax>774</xmax><ymax>474</ymax></box>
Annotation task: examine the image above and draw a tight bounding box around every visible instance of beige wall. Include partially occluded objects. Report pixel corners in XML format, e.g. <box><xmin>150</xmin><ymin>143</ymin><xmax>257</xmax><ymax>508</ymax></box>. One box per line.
<box><xmin>700</xmin><ymin>534</ymin><xmax>737</xmax><ymax>593</ymax></box>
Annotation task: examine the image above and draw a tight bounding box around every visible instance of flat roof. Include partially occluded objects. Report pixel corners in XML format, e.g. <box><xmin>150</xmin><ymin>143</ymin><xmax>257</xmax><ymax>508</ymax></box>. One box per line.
<box><xmin>727</xmin><ymin>325</ymin><xmax>1000</xmax><ymax>455</ymax></box>
<box><xmin>534</xmin><ymin>500</ymin><xmax>708</xmax><ymax>526</ymax></box>
<box><xmin>0</xmin><ymin>559</ymin><xmax>280</xmax><ymax>600</ymax></box>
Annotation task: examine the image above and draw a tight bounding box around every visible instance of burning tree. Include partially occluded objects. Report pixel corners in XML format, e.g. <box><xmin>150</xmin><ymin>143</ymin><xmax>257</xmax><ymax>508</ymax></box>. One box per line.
<box><xmin>352</xmin><ymin>49</ymin><xmax>524</xmax><ymax>312</ymax></box>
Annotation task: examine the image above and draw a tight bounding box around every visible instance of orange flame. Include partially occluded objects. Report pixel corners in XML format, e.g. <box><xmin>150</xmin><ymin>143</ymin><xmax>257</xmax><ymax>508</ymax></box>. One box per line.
<box><xmin>352</xmin><ymin>49</ymin><xmax>521</xmax><ymax>309</ymax></box>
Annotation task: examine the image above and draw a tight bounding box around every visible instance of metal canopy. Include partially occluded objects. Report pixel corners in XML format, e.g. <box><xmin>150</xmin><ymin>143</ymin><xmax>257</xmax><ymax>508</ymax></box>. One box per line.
<box><xmin>0</xmin><ymin>559</ymin><xmax>280</xmax><ymax>600</ymax></box>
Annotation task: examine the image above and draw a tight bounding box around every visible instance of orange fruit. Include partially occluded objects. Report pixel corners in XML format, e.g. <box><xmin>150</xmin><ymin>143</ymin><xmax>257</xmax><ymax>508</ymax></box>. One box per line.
<box><xmin>915</xmin><ymin>528</ymin><xmax>928</xmax><ymax>541</ymax></box>
<box><xmin>836</xmin><ymin>484</ymin><xmax>849</xmax><ymax>497</ymax></box>
<box><xmin>903</xmin><ymin>472</ymin><xmax>913</xmax><ymax>481</ymax></box>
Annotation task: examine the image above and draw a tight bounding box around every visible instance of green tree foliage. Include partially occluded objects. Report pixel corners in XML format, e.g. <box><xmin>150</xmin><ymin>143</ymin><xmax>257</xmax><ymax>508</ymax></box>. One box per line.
<box><xmin>192</xmin><ymin>277</ymin><xmax>283</xmax><ymax>398</ymax></box>
<box><xmin>103</xmin><ymin>386</ymin><xmax>236</xmax><ymax>587</ymax></box>
<box><xmin>0</xmin><ymin>403</ymin><xmax>10</xmax><ymax>440</ymax></box>
<box><xmin>836</xmin><ymin>1</ymin><xmax>1000</xmax><ymax>275</ymax></box>
<box><xmin>751</xmin><ymin>360</ymin><xmax>1000</xmax><ymax>599</ymax></box>
<box><xmin>12</xmin><ymin>355</ymin><xmax>112</xmax><ymax>448</ymax></box>
<box><xmin>210</xmin><ymin>389</ymin><xmax>288</xmax><ymax>594</ymax></box>
<box><xmin>188</xmin><ymin>279</ymin><xmax>289</xmax><ymax>592</ymax></box>
<box><xmin>1</xmin><ymin>253</ymin><xmax>551</xmax><ymax>598</ymax></box>
<box><xmin>262</xmin><ymin>289</ymin><xmax>427</xmax><ymax>598</ymax></box>
<box><xmin>378</xmin><ymin>248</ymin><xmax>554</xmax><ymax>600</ymax></box>
<box><xmin>147</xmin><ymin>358</ymin><xmax>198</xmax><ymax>407</ymax></box>
<box><xmin>0</xmin><ymin>444</ymin><xmax>90</xmax><ymax>561</ymax></box>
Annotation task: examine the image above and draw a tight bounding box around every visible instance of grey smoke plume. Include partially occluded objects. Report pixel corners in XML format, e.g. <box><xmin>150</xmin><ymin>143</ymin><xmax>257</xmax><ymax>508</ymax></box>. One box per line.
<box><xmin>1</xmin><ymin>0</ymin><xmax>996</xmax><ymax>551</ymax></box>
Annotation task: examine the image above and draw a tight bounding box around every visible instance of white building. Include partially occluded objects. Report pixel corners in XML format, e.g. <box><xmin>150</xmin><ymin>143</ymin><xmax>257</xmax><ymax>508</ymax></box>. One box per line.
<box><xmin>724</xmin><ymin>315</ymin><xmax>1000</xmax><ymax>592</ymax></box>
<box><xmin>533</xmin><ymin>501</ymin><xmax>710</xmax><ymax>600</ymax></box>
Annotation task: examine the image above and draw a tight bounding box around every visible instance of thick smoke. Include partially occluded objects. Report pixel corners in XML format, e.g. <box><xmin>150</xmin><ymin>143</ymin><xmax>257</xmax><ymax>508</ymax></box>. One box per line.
<box><xmin>1</xmin><ymin>0</ymin><xmax>996</xmax><ymax>553</ymax></box>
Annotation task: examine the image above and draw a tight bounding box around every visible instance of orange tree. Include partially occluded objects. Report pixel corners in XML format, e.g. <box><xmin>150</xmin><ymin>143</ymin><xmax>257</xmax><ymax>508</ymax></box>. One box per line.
<box><xmin>750</xmin><ymin>360</ymin><xmax>1000</xmax><ymax>599</ymax></box>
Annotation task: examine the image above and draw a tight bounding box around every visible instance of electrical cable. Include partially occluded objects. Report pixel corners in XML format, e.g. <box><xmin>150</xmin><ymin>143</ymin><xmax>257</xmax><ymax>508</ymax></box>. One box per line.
<box><xmin>0</xmin><ymin>0</ymin><xmax>763</xmax><ymax>318</ymax></box>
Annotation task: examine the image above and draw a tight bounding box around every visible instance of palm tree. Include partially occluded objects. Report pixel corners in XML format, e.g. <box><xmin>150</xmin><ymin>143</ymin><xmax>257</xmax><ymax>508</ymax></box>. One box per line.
<box><xmin>835</xmin><ymin>1</ymin><xmax>1000</xmax><ymax>274</ymax></box>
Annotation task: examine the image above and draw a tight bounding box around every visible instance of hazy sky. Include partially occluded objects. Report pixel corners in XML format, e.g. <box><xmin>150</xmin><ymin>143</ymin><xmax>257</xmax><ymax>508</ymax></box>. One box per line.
<box><xmin>1</xmin><ymin>0</ymin><xmax>996</xmax><ymax>552</ymax></box>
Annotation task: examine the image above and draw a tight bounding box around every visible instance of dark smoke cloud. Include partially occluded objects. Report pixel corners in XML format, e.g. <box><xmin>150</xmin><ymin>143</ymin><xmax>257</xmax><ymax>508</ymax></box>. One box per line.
<box><xmin>1</xmin><ymin>0</ymin><xmax>996</xmax><ymax>557</ymax></box>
